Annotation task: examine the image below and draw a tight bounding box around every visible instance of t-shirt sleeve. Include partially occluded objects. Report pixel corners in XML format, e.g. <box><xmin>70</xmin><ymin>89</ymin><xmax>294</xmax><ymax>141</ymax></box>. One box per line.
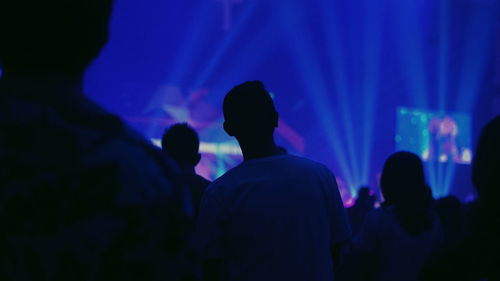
<box><xmin>196</xmin><ymin>183</ymin><xmax>226</xmax><ymax>260</ymax></box>
<box><xmin>325</xmin><ymin>169</ymin><xmax>352</xmax><ymax>245</ymax></box>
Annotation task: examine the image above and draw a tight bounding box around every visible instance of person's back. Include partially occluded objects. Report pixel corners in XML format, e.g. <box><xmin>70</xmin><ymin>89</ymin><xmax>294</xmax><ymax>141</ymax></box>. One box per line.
<box><xmin>200</xmin><ymin>154</ymin><xmax>348</xmax><ymax>281</ymax></box>
<box><xmin>344</xmin><ymin>152</ymin><xmax>443</xmax><ymax>281</ymax></box>
<box><xmin>350</xmin><ymin>206</ymin><xmax>442</xmax><ymax>281</ymax></box>
<box><xmin>0</xmin><ymin>1</ymin><xmax>191</xmax><ymax>280</ymax></box>
<box><xmin>0</xmin><ymin>86</ymin><xmax>189</xmax><ymax>280</ymax></box>
<box><xmin>196</xmin><ymin>81</ymin><xmax>350</xmax><ymax>281</ymax></box>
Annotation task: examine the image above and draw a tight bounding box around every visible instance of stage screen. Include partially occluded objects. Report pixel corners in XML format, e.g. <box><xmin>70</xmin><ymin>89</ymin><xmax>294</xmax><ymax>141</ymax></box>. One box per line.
<box><xmin>396</xmin><ymin>107</ymin><xmax>472</xmax><ymax>164</ymax></box>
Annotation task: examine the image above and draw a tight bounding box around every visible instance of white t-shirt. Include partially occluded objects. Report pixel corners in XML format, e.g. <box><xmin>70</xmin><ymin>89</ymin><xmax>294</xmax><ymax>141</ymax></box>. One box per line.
<box><xmin>351</xmin><ymin>206</ymin><xmax>444</xmax><ymax>281</ymax></box>
<box><xmin>196</xmin><ymin>154</ymin><xmax>351</xmax><ymax>281</ymax></box>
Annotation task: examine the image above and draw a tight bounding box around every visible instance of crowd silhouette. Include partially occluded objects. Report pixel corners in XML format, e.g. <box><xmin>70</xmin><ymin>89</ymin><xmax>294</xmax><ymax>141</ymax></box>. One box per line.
<box><xmin>0</xmin><ymin>1</ymin><xmax>498</xmax><ymax>281</ymax></box>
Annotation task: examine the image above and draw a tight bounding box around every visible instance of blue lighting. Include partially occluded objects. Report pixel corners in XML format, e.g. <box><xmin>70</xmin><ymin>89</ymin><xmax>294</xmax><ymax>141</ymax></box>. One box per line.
<box><xmin>81</xmin><ymin>0</ymin><xmax>498</xmax><ymax>203</ymax></box>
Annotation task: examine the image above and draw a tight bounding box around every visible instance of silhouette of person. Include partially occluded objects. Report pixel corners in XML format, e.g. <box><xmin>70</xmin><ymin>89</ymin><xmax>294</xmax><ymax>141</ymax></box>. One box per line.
<box><xmin>162</xmin><ymin>123</ymin><xmax>210</xmax><ymax>215</ymax></box>
<box><xmin>434</xmin><ymin>195</ymin><xmax>466</xmax><ymax>246</ymax></box>
<box><xmin>421</xmin><ymin>115</ymin><xmax>500</xmax><ymax>281</ymax></box>
<box><xmin>347</xmin><ymin>186</ymin><xmax>376</xmax><ymax>235</ymax></box>
<box><xmin>0</xmin><ymin>1</ymin><xmax>191</xmax><ymax>280</ymax></box>
<box><xmin>196</xmin><ymin>81</ymin><xmax>351</xmax><ymax>281</ymax></box>
<box><xmin>344</xmin><ymin>152</ymin><xmax>443</xmax><ymax>281</ymax></box>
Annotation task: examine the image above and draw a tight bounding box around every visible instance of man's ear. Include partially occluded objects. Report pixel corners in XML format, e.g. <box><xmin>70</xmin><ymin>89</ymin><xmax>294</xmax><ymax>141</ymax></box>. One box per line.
<box><xmin>223</xmin><ymin>121</ymin><xmax>234</xmax><ymax>136</ymax></box>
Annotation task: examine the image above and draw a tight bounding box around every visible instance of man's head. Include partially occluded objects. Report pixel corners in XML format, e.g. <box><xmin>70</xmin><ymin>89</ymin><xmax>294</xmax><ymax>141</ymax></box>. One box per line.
<box><xmin>0</xmin><ymin>0</ymin><xmax>114</xmax><ymax>74</ymax></box>
<box><xmin>223</xmin><ymin>81</ymin><xmax>278</xmax><ymax>142</ymax></box>
<box><xmin>162</xmin><ymin>123</ymin><xmax>201</xmax><ymax>168</ymax></box>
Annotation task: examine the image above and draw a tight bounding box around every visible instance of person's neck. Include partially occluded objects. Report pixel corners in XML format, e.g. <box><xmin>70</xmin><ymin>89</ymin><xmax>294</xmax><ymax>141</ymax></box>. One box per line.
<box><xmin>177</xmin><ymin>162</ymin><xmax>196</xmax><ymax>175</ymax></box>
<box><xmin>1</xmin><ymin>70</ymin><xmax>84</xmax><ymax>96</ymax></box>
<box><xmin>238</xmin><ymin>137</ymin><xmax>281</xmax><ymax>161</ymax></box>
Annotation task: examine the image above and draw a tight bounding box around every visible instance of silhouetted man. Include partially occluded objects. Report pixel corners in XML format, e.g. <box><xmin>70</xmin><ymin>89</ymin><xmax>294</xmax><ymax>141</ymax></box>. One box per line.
<box><xmin>163</xmin><ymin>123</ymin><xmax>211</xmax><ymax>214</ymax></box>
<box><xmin>0</xmin><ymin>1</ymin><xmax>190</xmax><ymax>280</ymax></box>
<box><xmin>196</xmin><ymin>81</ymin><xmax>351</xmax><ymax>281</ymax></box>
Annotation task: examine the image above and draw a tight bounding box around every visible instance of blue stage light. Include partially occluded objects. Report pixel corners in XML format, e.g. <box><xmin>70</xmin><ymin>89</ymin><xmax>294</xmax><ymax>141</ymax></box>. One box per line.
<box><xmin>82</xmin><ymin>0</ymin><xmax>496</xmax><ymax>201</ymax></box>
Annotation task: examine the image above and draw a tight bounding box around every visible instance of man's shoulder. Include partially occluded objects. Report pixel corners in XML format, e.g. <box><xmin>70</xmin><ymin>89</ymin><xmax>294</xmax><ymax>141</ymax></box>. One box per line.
<box><xmin>245</xmin><ymin>154</ymin><xmax>331</xmax><ymax>172</ymax></box>
<box><xmin>188</xmin><ymin>173</ymin><xmax>211</xmax><ymax>189</ymax></box>
<box><xmin>203</xmin><ymin>162</ymin><xmax>249</xmax><ymax>197</ymax></box>
<box><xmin>70</xmin><ymin>97</ymin><xmax>187</xmax><ymax>205</ymax></box>
<box><xmin>69</xmin><ymin>97</ymin><xmax>175</xmax><ymax>176</ymax></box>
<box><xmin>51</xmin><ymin>94</ymin><xmax>181</xmax><ymax>200</ymax></box>
<box><xmin>207</xmin><ymin>155</ymin><xmax>333</xmax><ymax>189</ymax></box>
<box><xmin>280</xmin><ymin>154</ymin><xmax>334</xmax><ymax>177</ymax></box>
<box><xmin>206</xmin><ymin>166</ymin><xmax>239</xmax><ymax>189</ymax></box>
<box><xmin>285</xmin><ymin>154</ymin><xmax>329</xmax><ymax>167</ymax></box>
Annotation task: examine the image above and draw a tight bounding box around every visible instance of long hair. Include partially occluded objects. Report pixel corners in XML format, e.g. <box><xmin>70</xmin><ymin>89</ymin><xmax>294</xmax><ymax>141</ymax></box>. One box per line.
<box><xmin>381</xmin><ymin>151</ymin><xmax>433</xmax><ymax>235</ymax></box>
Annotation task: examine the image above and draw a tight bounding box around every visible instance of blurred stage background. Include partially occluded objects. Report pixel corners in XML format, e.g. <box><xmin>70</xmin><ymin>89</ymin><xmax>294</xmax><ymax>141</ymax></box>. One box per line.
<box><xmin>83</xmin><ymin>0</ymin><xmax>500</xmax><ymax>205</ymax></box>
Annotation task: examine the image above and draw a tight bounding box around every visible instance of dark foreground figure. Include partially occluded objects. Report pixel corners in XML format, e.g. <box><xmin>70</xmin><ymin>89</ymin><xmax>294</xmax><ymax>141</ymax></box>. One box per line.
<box><xmin>0</xmin><ymin>1</ymin><xmax>191</xmax><ymax>280</ymax></box>
<box><xmin>196</xmin><ymin>81</ymin><xmax>351</xmax><ymax>281</ymax></box>
<box><xmin>421</xmin><ymin>115</ymin><xmax>500</xmax><ymax>281</ymax></box>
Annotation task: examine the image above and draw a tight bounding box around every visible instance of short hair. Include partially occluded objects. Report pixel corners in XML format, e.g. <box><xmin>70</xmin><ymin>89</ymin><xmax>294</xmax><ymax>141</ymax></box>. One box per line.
<box><xmin>223</xmin><ymin>81</ymin><xmax>277</xmax><ymax>129</ymax></box>
<box><xmin>162</xmin><ymin>123</ymin><xmax>200</xmax><ymax>162</ymax></box>
<box><xmin>0</xmin><ymin>0</ymin><xmax>114</xmax><ymax>73</ymax></box>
